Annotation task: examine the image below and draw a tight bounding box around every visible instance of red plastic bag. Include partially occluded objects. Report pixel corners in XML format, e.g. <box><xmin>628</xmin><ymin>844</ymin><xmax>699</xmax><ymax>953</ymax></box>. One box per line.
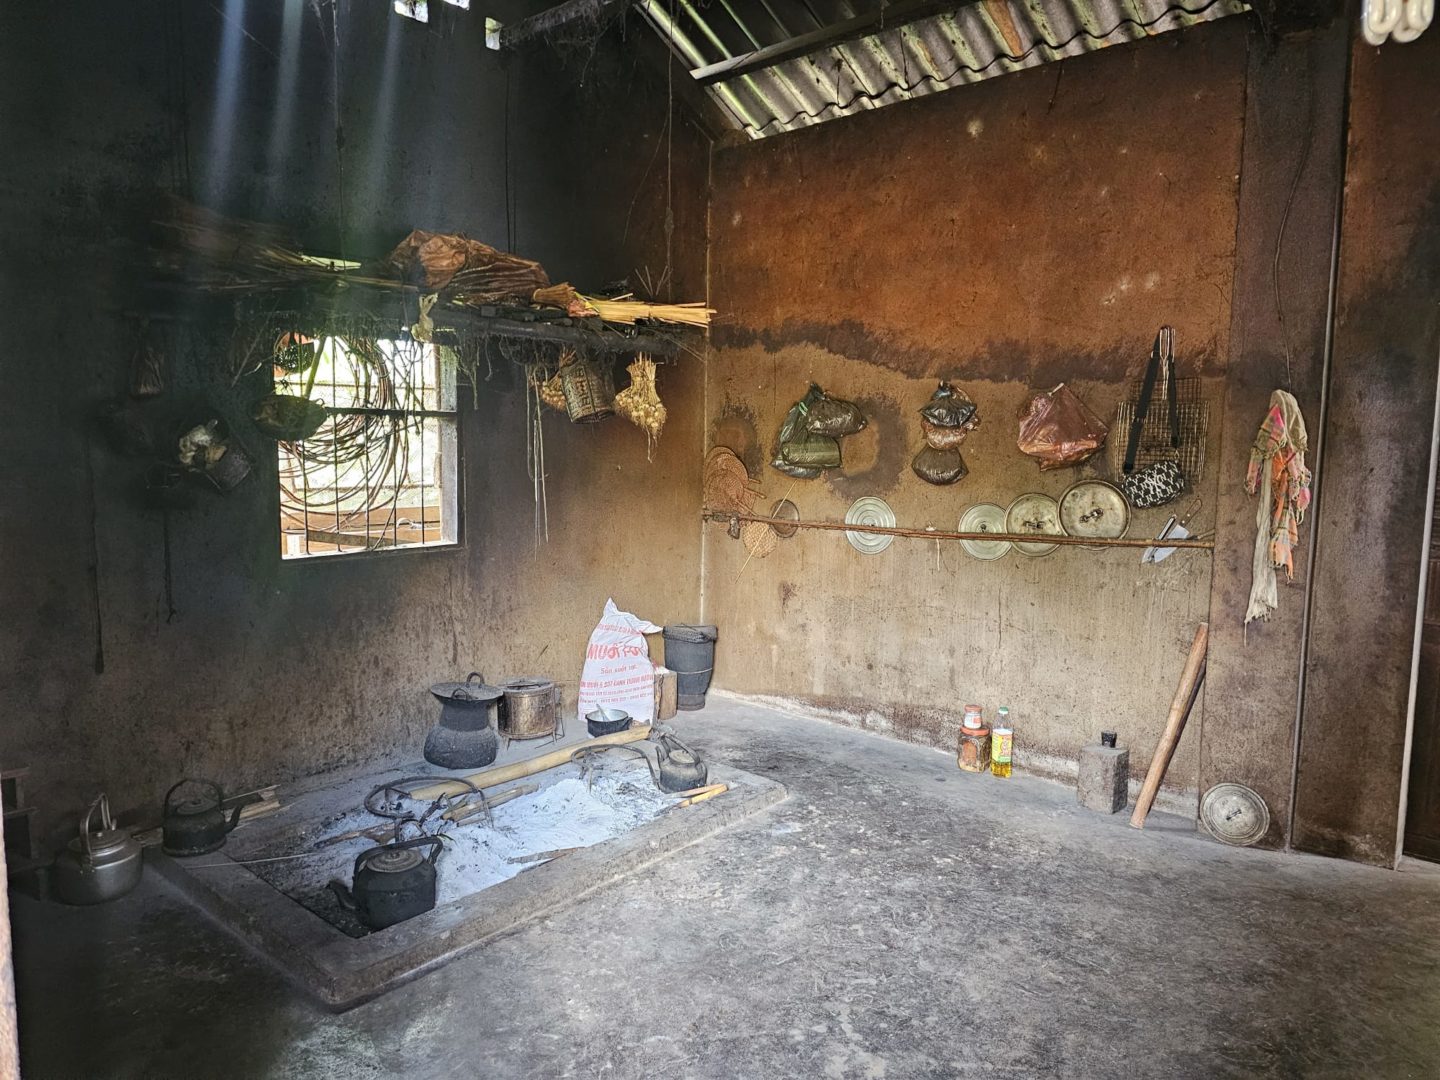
<box><xmin>1016</xmin><ymin>384</ymin><xmax>1108</xmax><ymax>470</ymax></box>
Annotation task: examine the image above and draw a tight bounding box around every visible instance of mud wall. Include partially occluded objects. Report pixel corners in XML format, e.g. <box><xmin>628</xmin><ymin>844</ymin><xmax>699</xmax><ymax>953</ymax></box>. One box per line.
<box><xmin>0</xmin><ymin>1</ymin><xmax>709</xmax><ymax>834</ymax></box>
<box><xmin>704</xmin><ymin>21</ymin><xmax>1250</xmax><ymax>802</ymax></box>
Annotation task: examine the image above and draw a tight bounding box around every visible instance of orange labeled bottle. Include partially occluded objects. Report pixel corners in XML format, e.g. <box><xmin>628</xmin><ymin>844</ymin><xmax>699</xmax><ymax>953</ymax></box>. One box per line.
<box><xmin>990</xmin><ymin>707</ymin><xmax>1013</xmax><ymax>778</ymax></box>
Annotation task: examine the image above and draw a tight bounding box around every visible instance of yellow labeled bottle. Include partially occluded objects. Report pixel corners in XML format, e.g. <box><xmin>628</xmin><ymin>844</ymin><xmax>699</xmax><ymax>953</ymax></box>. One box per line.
<box><xmin>991</xmin><ymin>707</ymin><xmax>1013</xmax><ymax>778</ymax></box>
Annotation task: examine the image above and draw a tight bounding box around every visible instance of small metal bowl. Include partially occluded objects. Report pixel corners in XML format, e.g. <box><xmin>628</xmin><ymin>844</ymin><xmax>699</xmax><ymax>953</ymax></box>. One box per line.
<box><xmin>585</xmin><ymin>706</ymin><xmax>632</xmax><ymax>737</ymax></box>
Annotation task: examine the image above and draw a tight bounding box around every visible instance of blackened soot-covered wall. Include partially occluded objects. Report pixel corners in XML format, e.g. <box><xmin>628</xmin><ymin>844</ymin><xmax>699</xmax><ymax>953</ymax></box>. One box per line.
<box><xmin>703</xmin><ymin>20</ymin><xmax>1250</xmax><ymax>808</ymax></box>
<box><xmin>0</xmin><ymin>2</ymin><xmax>710</xmax><ymax>835</ymax></box>
<box><xmin>1293</xmin><ymin>29</ymin><xmax>1440</xmax><ymax>865</ymax></box>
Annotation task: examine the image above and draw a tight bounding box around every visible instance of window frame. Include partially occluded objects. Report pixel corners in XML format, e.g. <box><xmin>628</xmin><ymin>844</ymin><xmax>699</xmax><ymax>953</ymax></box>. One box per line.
<box><xmin>274</xmin><ymin>337</ymin><xmax>467</xmax><ymax>563</ymax></box>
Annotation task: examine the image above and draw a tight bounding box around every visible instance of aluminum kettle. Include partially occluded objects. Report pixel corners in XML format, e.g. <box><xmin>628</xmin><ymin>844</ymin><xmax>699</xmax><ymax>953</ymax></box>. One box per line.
<box><xmin>53</xmin><ymin>794</ymin><xmax>143</xmax><ymax>905</ymax></box>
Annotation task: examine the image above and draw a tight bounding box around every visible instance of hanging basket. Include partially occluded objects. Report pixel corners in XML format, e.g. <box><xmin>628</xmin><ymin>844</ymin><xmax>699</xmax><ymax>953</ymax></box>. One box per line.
<box><xmin>560</xmin><ymin>357</ymin><xmax>615</xmax><ymax>423</ymax></box>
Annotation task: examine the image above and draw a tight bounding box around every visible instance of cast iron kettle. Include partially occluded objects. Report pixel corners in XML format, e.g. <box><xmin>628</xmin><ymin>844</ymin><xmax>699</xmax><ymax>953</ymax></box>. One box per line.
<box><xmin>162</xmin><ymin>778</ymin><xmax>242</xmax><ymax>857</ymax></box>
<box><xmin>53</xmin><ymin>793</ymin><xmax>144</xmax><ymax>905</ymax></box>
<box><xmin>655</xmin><ymin>733</ymin><xmax>708</xmax><ymax>793</ymax></box>
<box><xmin>329</xmin><ymin>835</ymin><xmax>443</xmax><ymax>930</ymax></box>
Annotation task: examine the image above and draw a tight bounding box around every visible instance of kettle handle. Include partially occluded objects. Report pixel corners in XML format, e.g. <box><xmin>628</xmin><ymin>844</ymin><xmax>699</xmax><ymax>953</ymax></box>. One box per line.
<box><xmin>353</xmin><ymin>835</ymin><xmax>444</xmax><ymax>877</ymax></box>
<box><xmin>78</xmin><ymin>793</ymin><xmax>113</xmax><ymax>863</ymax></box>
<box><xmin>164</xmin><ymin>777</ymin><xmax>224</xmax><ymax>816</ymax></box>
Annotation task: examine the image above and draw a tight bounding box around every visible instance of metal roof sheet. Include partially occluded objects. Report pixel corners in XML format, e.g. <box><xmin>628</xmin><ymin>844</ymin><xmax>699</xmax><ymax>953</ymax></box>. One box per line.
<box><xmin>637</xmin><ymin>0</ymin><xmax>1249</xmax><ymax>138</ymax></box>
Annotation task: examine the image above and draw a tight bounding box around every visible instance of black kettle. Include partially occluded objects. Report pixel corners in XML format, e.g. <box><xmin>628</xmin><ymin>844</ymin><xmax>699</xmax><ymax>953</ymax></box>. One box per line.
<box><xmin>329</xmin><ymin>836</ymin><xmax>443</xmax><ymax>930</ymax></box>
<box><xmin>162</xmin><ymin>778</ymin><xmax>243</xmax><ymax>857</ymax></box>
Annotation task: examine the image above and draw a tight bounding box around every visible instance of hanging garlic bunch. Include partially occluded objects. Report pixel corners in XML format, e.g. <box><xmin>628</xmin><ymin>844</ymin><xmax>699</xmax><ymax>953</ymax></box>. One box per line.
<box><xmin>536</xmin><ymin>351</ymin><xmax>571</xmax><ymax>413</ymax></box>
<box><xmin>614</xmin><ymin>354</ymin><xmax>666</xmax><ymax>459</ymax></box>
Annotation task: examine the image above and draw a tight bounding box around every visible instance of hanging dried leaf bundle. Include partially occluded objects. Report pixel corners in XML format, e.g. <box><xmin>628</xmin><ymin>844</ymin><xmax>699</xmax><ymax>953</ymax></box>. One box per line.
<box><xmin>614</xmin><ymin>354</ymin><xmax>666</xmax><ymax>457</ymax></box>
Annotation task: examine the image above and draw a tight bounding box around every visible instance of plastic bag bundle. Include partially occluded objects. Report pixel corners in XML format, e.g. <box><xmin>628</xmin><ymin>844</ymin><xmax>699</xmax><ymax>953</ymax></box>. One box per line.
<box><xmin>912</xmin><ymin>445</ymin><xmax>968</xmax><ymax>485</ymax></box>
<box><xmin>1016</xmin><ymin>383</ymin><xmax>1108</xmax><ymax>470</ymax></box>
<box><xmin>805</xmin><ymin>395</ymin><xmax>867</xmax><ymax>438</ymax></box>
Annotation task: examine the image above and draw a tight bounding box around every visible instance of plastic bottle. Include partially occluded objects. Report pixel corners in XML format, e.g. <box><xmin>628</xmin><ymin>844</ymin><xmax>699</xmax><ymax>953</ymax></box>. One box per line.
<box><xmin>991</xmin><ymin>707</ymin><xmax>1013</xmax><ymax>778</ymax></box>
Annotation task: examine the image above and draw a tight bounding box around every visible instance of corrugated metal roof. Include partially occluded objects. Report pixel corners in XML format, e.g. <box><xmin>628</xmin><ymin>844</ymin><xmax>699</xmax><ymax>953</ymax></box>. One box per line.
<box><xmin>637</xmin><ymin>0</ymin><xmax>1249</xmax><ymax>139</ymax></box>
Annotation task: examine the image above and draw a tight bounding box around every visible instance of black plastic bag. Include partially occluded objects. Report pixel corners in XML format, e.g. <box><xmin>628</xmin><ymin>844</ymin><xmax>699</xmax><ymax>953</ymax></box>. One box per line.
<box><xmin>920</xmin><ymin>383</ymin><xmax>978</xmax><ymax>428</ymax></box>
<box><xmin>806</xmin><ymin>395</ymin><xmax>867</xmax><ymax>437</ymax></box>
<box><xmin>912</xmin><ymin>445</ymin><xmax>968</xmax><ymax>485</ymax></box>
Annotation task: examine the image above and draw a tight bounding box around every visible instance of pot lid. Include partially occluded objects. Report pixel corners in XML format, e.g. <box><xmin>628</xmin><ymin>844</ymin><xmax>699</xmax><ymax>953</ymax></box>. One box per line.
<box><xmin>430</xmin><ymin>673</ymin><xmax>503</xmax><ymax>703</ymax></box>
<box><xmin>958</xmin><ymin>503</ymin><xmax>1011</xmax><ymax>561</ymax></box>
<box><xmin>845</xmin><ymin>497</ymin><xmax>896</xmax><ymax>554</ymax></box>
<box><xmin>69</xmin><ymin>827</ymin><xmax>135</xmax><ymax>860</ymax></box>
<box><xmin>1006</xmin><ymin>493</ymin><xmax>1064</xmax><ymax>557</ymax></box>
<box><xmin>1200</xmin><ymin>784</ymin><xmax>1270</xmax><ymax>846</ymax></box>
<box><xmin>501</xmin><ymin>676</ymin><xmax>554</xmax><ymax>696</ymax></box>
<box><xmin>1059</xmin><ymin>480</ymin><xmax>1130</xmax><ymax>542</ymax></box>
<box><xmin>768</xmin><ymin>498</ymin><xmax>800</xmax><ymax>539</ymax></box>
<box><xmin>171</xmin><ymin>796</ymin><xmax>217</xmax><ymax>816</ymax></box>
<box><xmin>363</xmin><ymin>846</ymin><xmax>426</xmax><ymax>874</ymax></box>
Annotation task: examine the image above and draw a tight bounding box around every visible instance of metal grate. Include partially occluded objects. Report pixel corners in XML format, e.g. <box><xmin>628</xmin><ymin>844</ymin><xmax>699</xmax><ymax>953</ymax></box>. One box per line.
<box><xmin>1107</xmin><ymin>375</ymin><xmax>1209</xmax><ymax>482</ymax></box>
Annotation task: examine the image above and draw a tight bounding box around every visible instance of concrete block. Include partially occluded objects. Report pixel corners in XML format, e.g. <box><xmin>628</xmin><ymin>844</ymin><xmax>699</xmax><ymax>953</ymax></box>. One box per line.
<box><xmin>1078</xmin><ymin>744</ymin><xmax>1129</xmax><ymax>814</ymax></box>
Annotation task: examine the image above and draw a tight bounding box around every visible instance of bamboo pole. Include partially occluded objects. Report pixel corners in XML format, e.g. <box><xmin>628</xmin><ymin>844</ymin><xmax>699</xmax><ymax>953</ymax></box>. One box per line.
<box><xmin>1130</xmin><ymin>623</ymin><xmax>1210</xmax><ymax>829</ymax></box>
<box><xmin>701</xmin><ymin>510</ymin><xmax>1215</xmax><ymax>551</ymax></box>
<box><xmin>409</xmin><ymin>726</ymin><xmax>653</xmax><ymax>800</ymax></box>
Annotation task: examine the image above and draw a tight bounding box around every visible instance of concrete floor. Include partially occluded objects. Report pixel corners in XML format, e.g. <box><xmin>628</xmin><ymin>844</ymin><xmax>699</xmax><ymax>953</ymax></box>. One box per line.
<box><xmin>12</xmin><ymin>697</ymin><xmax>1440</xmax><ymax>1078</ymax></box>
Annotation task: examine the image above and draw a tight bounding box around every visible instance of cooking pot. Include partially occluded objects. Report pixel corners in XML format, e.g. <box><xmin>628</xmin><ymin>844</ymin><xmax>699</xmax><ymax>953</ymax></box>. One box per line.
<box><xmin>329</xmin><ymin>835</ymin><xmax>443</xmax><ymax>930</ymax></box>
<box><xmin>162</xmin><ymin>778</ymin><xmax>243</xmax><ymax>857</ymax></box>
<box><xmin>53</xmin><ymin>794</ymin><xmax>143</xmax><ymax>905</ymax></box>
<box><xmin>425</xmin><ymin>671</ymin><xmax>502</xmax><ymax>768</ymax></box>
<box><xmin>499</xmin><ymin>677</ymin><xmax>561</xmax><ymax>741</ymax></box>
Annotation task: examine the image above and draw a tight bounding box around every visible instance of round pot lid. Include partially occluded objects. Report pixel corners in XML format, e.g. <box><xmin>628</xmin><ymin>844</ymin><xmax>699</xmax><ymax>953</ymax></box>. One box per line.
<box><xmin>1200</xmin><ymin>784</ymin><xmax>1271</xmax><ymax>846</ymax></box>
<box><xmin>768</xmin><ymin>498</ymin><xmax>800</xmax><ymax>539</ymax></box>
<box><xmin>958</xmin><ymin>503</ymin><xmax>1011</xmax><ymax>561</ymax></box>
<box><xmin>1005</xmin><ymin>493</ymin><xmax>1064</xmax><ymax>557</ymax></box>
<box><xmin>1059</xmin><ymin>480</ymin><xmax>1130</xmax><ymax>543</ymax></box>
<box><xmin>364</xmin><ymin>846</ymin><xmax>426</xmax><ymax>874</ymax></box>
<box><xmin>430</xmin><ymin>676</ymin><xmax>503</xmax><ymax>704</ymax></box>
<box><xmin>845</xmin><ymin>497</ymin><xmax>896</xmax><ymax>554</ymax></box>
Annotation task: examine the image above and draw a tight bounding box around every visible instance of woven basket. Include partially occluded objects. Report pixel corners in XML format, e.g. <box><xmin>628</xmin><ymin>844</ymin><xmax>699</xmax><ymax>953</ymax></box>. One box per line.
<box><xmin>560</xmin><ymin>358</ymin><xmax>615</xmax><ymax>423</ymax></box>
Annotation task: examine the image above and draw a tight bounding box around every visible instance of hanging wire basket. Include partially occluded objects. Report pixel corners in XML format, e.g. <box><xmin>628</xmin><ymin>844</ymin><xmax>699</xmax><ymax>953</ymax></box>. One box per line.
<box><xmin>560</xmin><ymin>356</ymin><xmax>615</xmax><ymax>423</ymax></box>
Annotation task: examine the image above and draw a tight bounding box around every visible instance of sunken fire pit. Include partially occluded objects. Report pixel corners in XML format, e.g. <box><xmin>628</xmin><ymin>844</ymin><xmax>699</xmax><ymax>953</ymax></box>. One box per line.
<box><xmin>152</xmin><ymin>755</ymin><xmax>785</xmax><ymax>1009</ymax></box>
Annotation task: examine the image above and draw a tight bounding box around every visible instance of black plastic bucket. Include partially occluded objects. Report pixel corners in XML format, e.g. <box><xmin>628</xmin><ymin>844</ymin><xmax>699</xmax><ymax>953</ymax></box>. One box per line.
<box><xmin>663</xmin><ymin>624</ymin><xmax>718</xmax><ymax>710</ymax></box>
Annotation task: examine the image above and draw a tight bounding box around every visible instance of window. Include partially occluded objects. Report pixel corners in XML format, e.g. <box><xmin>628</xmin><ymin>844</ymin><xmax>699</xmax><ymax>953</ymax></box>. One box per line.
<box><xmin>278</xmin><ymin>337</ymin><xmax>459</xmax><ymax>559</ymax></box>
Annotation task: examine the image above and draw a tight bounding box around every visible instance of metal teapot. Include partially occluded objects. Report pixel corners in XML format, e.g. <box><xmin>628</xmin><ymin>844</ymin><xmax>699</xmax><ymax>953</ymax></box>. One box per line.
<box><xmin>655</xmin><ymin>733</ymin><xmax>708</xmax><ymax>793</ymax></box>
<box><xmin>328</xmin><ymin>836</ymin><xmax>443</xmax><ymax>930</ymax></box>
<box><xmin>162</xmin><ymin>778</ymin><xmax>242</xmax><ymax>857</ymax></box>
<box><xmin>53</xmin><ymin>794</ymin><xmax>143</xmax><ymax>905</ymax></box>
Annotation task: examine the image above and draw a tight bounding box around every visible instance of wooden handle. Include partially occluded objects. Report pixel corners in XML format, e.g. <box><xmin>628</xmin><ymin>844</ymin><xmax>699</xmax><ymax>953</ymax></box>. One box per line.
<box><xmin>1130</xmin><ymin>623</ymin><xmax>1209</xmax><ymax>829</ymax></box>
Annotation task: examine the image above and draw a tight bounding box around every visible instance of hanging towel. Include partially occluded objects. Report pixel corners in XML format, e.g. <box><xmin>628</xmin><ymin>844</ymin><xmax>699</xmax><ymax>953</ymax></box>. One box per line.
<box><xmin>1245</xmin><ymin>390</ymin><xmax>1312</xmax><ymax>624</ymax></box>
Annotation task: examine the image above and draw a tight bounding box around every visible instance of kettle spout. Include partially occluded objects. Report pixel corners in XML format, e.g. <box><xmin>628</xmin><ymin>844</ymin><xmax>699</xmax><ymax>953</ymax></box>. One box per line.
<box><xmin>328</xmin><ymin>879</ymin><xmax>358</xmax><ymax>911</ymax></box>
<box><xmin>225</xmin><ymin>802</ymin><xmax>244</xmax><ymax>833</ymax></box>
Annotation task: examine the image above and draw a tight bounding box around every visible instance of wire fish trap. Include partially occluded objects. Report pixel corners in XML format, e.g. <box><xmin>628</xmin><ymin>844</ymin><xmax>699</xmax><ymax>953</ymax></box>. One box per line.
<box><xmin>1107</xmin><ymin>373</ymin><xmax>1209</xmax><ymax>481</ymax></box>
<box><xmin>560</xmin><ymin>356</ymin><xmax>615</xmax><ymax>423</ymax></box>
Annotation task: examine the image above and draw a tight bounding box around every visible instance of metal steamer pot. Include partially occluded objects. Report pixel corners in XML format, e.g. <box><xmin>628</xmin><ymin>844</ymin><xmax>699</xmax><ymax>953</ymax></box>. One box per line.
<box><xmin>425</xmin><ymin>672</ymin><xmax>502</xmax><ymax>769</ymax></box>
<box><xmin>162</xmin><ymin>778</ymin><xmax>243</xmax><ymax>857</ymax></box>
<box><xmin>329</xmin><ymin>836</ymin><xmax>443</xmax><ymax>930</ymax></box>
<box><xmin>53</xmin><ymin>794</ymin><xmax>143</xmax><ymax>905</ymax></box>
<box><xmin>498</xmin><ymin>677</ymin><xmax>561</xmax><ymax>740</ymax></box>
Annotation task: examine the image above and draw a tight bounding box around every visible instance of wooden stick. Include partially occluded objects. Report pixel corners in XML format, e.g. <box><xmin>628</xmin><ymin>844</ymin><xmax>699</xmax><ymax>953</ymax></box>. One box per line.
<box><xmin>409</xmin><ymin>726</ymin><xmax>653</xmax><ymax>800</ymax></box>
<box><xmin>703</xmin><ymin>509</ymin><xmax>1215</xmax><ymax>550</ymax></box>
<box><xmin>677</xmin><ymin>783</ymin><xmax>729</xmax><ymax>808</ymax></box>
<box><xmin>444</xmin><ymin>783</ymin><xmax>538</xmax><ymax>824</ymax></box>
<box><xmin>1130</xmin><ymin>623</ymin><xmax>1210</xmax><ymax>829</ymax></box>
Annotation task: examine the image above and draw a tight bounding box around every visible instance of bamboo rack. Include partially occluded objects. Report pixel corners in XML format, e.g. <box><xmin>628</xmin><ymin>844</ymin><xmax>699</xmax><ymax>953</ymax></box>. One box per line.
<box><xmin>701</xmin><ymin>509</ymin><xmax>1215</xmax><ymax>551</ymax></box>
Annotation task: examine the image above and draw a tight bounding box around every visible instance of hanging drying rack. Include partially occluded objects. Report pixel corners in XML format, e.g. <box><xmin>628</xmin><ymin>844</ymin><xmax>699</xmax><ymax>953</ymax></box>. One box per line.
<box><xmin>701</xmin><ymin>509</ymin><xmax>1215</xmax><ymax>552</ymax></box>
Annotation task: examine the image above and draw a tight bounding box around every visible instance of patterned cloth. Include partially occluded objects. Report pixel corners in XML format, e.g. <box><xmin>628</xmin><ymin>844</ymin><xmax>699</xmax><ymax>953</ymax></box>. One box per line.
<box><xmin>1245</xmin><ymin>390</ymin><xmax>1311</xmax><ymax>624</ymax></box>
